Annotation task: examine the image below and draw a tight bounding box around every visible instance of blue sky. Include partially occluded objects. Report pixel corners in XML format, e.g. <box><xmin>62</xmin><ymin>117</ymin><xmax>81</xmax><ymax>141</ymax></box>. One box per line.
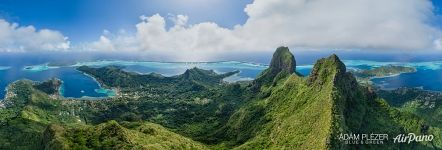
<box><xmin>0</xmin><ymin>0</ymin><xmax>252</xmax><ymax>42</ymax></box>
<box><xmin>432</xmin><ymin>0</ymin><xmax>442</xmax><ymax>28</ymax></box>
<box><xmin>1</xmin><ymin>0</ymin><xmax>442</xmax><ymax>61</ymax></box>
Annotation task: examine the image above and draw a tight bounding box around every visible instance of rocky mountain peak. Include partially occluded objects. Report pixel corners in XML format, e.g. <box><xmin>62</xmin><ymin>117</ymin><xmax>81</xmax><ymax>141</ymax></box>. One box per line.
<box><xmin>269</xmin><ymin>46</ymin><xmax>296</xmax><ymax>74</ymax></box>
<box><xmin>251</xmin><ymin>46</ymin><xmax>296</xmax><ymax>91</ymax></box>
<box><xmin>307</xmin><ymin>54</ymin><xmax>347</xmax><ymax>86</ymax></box>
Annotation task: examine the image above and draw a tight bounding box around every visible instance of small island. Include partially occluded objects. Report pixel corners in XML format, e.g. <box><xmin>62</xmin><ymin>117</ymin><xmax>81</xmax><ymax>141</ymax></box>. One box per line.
<box><xmin>351</xmin><ymin>65</ymin><xmax>416</xmax><ymax>78</ymax></box>
<box><xmin>23</xmin><ymin>64</ymin><xmax>59</xmax><ymax>72</ymax></box>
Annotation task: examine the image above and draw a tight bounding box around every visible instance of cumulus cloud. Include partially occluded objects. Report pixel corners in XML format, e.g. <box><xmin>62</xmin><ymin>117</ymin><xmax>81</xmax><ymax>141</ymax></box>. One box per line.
<box><xmin>85</xmin><ymin>14</ymin><xmax>241</xmax><ymax>60</ymax></box>
<box><xmin>85</xmin><ymin>0</ymin><xmax>442</xmax><ymax>60</ymax></box>
<box><xmin>239</xmin><ymin>0</ymin><xmax>439</xmax><ymax>50</ymax></box>
<box><xmin>0</xmin><ymin>19</ymin><xmax>70</xmax><ymax>52</ymax></box>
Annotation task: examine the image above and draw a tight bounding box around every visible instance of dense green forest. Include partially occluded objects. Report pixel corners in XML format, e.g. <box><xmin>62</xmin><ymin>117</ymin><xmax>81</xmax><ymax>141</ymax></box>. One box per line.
<box><xmin>0</xmin><ymin>47</ymin><xmax>440</xmax><ymax>149</ymax></box>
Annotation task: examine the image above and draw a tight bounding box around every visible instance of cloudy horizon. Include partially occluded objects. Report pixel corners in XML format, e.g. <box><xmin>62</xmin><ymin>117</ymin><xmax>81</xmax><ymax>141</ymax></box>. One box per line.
<box><xmin>1</xmin><ymin>0</ymin><xmax>442</xmax><ymax>61</ymax></box>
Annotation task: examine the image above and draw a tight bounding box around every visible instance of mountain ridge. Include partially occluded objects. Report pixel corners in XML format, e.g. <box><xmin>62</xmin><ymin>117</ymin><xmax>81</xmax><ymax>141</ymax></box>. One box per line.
<box><xmin>0</xmin><ymin>47</ymin><xmax>440</xmax><ymax>149</ymax></box>
<box><xmin>211</xmin><ymin>48</ymin><xmax>439</xmax><ymax>149</ymax></box>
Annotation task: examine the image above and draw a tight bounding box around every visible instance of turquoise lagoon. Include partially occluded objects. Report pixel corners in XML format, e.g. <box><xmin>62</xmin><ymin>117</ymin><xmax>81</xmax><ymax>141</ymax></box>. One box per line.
<box><xmin>1</xmin><ymin>59</ymin><xmax>442</xmax><ymax>99</ymax></box>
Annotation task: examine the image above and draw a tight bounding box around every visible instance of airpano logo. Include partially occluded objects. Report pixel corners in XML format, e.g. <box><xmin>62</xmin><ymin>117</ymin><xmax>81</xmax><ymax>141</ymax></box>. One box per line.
<box><xmin>393</xmin><ymin>133</ymin><xmax>434</xmax><ymax>144</ymax></box>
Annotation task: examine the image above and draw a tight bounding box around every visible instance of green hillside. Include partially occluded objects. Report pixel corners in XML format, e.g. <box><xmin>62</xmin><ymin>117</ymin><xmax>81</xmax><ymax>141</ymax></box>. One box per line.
<box><xmin>204</xmin><ymin>50</ymin><xmax>440</xmax><ymax>149</ymax></box>
<box><xmin>0</xmin><ymin>47</ymin><xmax>440</xmax><ymax>149</ymax></box>
<box><xmin>43</xmin><ymin>121</ymin><xmax>207</xmax><ymax>149</ymax></box>
<box><xmin>0</xmin><ymin>80</ymin><xmax>207</xmax><ymax>150</ymax></box>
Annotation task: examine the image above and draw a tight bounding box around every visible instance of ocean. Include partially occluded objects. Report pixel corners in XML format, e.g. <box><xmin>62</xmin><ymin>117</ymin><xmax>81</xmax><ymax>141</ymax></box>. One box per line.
<box><xmin>0</xmin><ymin>53</ymin><xmax>441</xmax><ymax>99</ymax></box>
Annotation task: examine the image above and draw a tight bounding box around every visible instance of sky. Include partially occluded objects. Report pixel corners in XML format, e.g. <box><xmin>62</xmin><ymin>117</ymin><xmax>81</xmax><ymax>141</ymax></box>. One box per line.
<box><xmin>1</xmin><ymin>0</ymin><xmax>442</xmax><ymax>61</ymax></box>
<box><xmin>0</xmin><ymin>0</ymin><xmax>252</xmax><ymax>42</ymax></box>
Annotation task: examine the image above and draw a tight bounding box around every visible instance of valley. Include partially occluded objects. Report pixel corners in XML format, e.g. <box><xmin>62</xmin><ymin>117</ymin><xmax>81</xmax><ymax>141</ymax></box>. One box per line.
<box><xmin>0</xmin><ymin>47</ymin><xmax>440</xmax><ymax>149</ymax></box>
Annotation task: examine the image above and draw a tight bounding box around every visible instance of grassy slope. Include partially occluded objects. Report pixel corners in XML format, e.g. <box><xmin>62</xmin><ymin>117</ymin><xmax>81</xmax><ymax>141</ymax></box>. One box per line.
<box><xmin>378</xmin><ymin>88</ymin><xmax>442</xmax><ymax>148</ymax></box>
<box><xmin>44</xmin><ymin>121</ymin><xmax>208</xmax><ymax>150</ymax></box>
<box><xmin>0</xmin><ymin>50</ymin><xmax>440</xmax><ymax>149</ymax></box>
<box><xmin>0</xmin><ymin>80</ymin><xmax>81</xmax><ymax>149</ymax></box>
<box><xmin>233</xmin><ymin>55</ymin><xmax>343</xmax><ymax>149</ymax></box>
<box><xmin>239</xmin><ymin>75</ymin><xmax>333</xmax><ymax>149</ymax></box>
<box><xmin>213</xmin><ymin>55</ymin><xmax>441</xmax><ymax>149</ymax></box>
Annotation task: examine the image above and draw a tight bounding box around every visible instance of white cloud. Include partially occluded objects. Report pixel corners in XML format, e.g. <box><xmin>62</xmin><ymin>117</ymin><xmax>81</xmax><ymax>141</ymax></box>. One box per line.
<box><xmin>85</xmin><ymin>0</ymin><xmax>442</xmax><ymax>61</ymax></box>
<box><xmin>85</xmin><ymin>14</ymin><xmax>241</xmax><ymax>60</ymax></box>
<box><xmin>239</xmin><ymin>0</ymin><xmax>439</xmax><ymax>50</ymax></box>
<box><xmin>434</xmin><ymin>38</ymin><xmax>442</xmax><ymax>50</ymax></box>
<box><xmin>0</xmin><ymin>19</ymin><xmax>70</xmax><ymax>52</ymax></box>
<box><xmin>88</xmin><ymin>36</ymin><xmax>115</xmax><ymax>51</ymax></box>
<box><xmin>168</xmin><ymin>14</ymin><xmax>189</xmax><ymax>27</ymax></box>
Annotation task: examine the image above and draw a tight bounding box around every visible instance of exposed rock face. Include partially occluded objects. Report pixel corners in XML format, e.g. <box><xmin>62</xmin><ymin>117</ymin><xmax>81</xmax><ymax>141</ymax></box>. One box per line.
<box><xmin>251</xmin><ymin>46</ymin><xmax>296</xmax><ymax>90</ymax></box>
<box><xmin>269</xmin><ymin>46</ymin><xmax>296</xmax><ymax>75</ymax></box>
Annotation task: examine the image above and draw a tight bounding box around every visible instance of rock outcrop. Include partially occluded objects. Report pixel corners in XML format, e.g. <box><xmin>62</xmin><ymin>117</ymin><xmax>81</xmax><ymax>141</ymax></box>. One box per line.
<box><xmin>252</xmin><ymin>46</ymin><xmax>296</xmax><ymax>90</ymax></box>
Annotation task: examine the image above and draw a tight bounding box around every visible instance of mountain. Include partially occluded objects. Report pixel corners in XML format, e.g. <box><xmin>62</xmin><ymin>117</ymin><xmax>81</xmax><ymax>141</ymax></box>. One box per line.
<box><xmin>251</xmin><ymin>46</ymin><xmax>296</xmax><ymax>91</ymax></box>
<box><xmin>210</xmin><ymin>51</ymin><xmax>440</xmax><ymax>149</ymax></box>
<box><xmin>179</xmin><ymin>68</ymin><xmax>232</xmax><ymax>80</ymax></box>
<box><xmin>177</xmin><ymin>67</ymin><xmax>239</xmax><ymax>85</ymax></box>
<box><xmin>0</xmin><ymin>47</ymin><xmax>440</xmax><ymax>149</ymax></box>
<box><xmin>77</xmin><ymin>66</ymin><xmax>239</xmax><ymax>89</ymax></box>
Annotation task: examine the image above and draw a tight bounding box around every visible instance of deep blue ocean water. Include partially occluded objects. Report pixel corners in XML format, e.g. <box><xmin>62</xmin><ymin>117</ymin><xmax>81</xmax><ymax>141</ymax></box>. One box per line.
<box><xmin>0</xmin><ymin>59</ymin><xmax>315</xmax><ymax>99</ymax></box>
<box><xmin>343</xmin><ymin>60</ymin><xmax>442</xmax><ymax>91</ymax></box>
<box><xmin>372</xmin><ymin>69</ymin><xmax>442</xmax><ymax>91</ymax></box>
<box><xmin>0</xmin><ymin>67</ymin><xmax>109</xmax><ymax>99</ymax></box>
<box><xmin>0</xmin><ymin>53</ymin><xmax>441</xmax><ymax>99</ymax></box>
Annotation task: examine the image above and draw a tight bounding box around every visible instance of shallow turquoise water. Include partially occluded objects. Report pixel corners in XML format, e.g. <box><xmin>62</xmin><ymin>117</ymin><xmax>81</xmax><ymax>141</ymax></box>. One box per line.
<box><xmin>1</xmin><ymin>59</ymin><xmax>442</xmax><ymax>99</ymax></box>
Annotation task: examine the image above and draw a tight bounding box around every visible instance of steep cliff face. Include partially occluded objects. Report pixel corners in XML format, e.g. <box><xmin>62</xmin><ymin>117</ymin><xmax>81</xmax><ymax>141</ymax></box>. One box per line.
<box><xmin>256</xmin><ymin>53</ymin><xmax>363</xmax><ymax>149</ymax></box>
<box><xmin>305</xmin><ymin>54</ymin><xmax>368</xmax><ymax>149</ymax></box>
<box><xmin>219</xmin><ymin>50</ymin><xmax>437</xmax><ymax>149</ymax></box>
<box><xmin>217</xmin><ymin>52</ymin><xmax>358</xmax><ymax>149</ymax></box>
<box><xmin>251</xmin><ymin>46</ymin><xmax>296</xmax><ymax>91</ymax></box>
<box><xmin>268</xmin><ymin>46</ymin><xmax>296</xmax><ymax>75</ymax></box>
